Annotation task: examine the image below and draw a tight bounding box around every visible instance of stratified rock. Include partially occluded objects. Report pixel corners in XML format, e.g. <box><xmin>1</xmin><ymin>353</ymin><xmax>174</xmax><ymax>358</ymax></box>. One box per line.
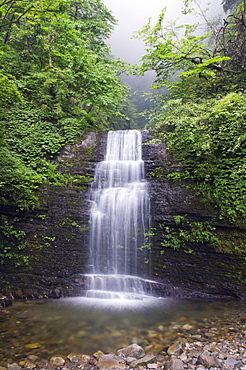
<box><xmin>97</xmin><ymin>353</ymin><xmax>127</xmax><ymax>370</ymax></box>
<box><xmin>117</xmin><ymin>343</ymin><xmax>145</xmax><ymax>359</ymax></box>
<box><xmin>129</xmin><ymin>354</ymin><xmax>157</xmax><ymax>368</ymax></box>
<box><xmin>50</xmin><ymin>356</ymin><xmax>66</xmax><ymax>367</ymax></box>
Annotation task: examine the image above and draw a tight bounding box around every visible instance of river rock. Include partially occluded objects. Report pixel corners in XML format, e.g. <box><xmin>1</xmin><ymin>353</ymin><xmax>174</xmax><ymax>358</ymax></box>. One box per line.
<box><xmin>117</xmin><ymin>343</ymin><xmax>145</xmax><ymax>359</ymax></box>
<box><xmin>7</xmin><ymin>364</ymin><xmax>20</xmax><ymax>370</ymax></box>
<box><xmin>67</xmin><ymin>353</ymin><xmax>90</xmax><ymax>364</ymax></box>
<box><xmin>197</xmin><ymin>350</ymin><xmax>219</xmax><ymax>368</ymax></box>
<box><xmin>93</xmin><ymin>350</ymin><xmax>104</xmax><ymax>360</ymax></box>
<box><xmin>97</xmin><ymin>353</ymin><xmax>127</xmax><ymax>370</ymax></box>
<box><xmin>221</xmin><ymin>358</ymin><xmax>241</xmax><ymax>370</ymax></box>
<box><xmin>167</xmin><ymin>342</ymin><xmax>183</xmax><ymax>356</ymax></box>
<box><xmin>129</xmin><ymin>354</ymin><xmax>157</xmax><ymax>368</ymax></box>
<box><xmin>50</xmin><ymin>356</ymin><xmax>66</xmax><ymax>367</ymax></box>
<box><xmin>168</xmin><ymin>358</ymin><xmax>184</xmax><ymax>370</ymax></box>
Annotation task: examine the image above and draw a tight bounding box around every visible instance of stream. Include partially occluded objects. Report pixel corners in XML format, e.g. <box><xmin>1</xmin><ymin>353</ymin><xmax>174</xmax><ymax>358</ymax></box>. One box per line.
<box><xmin>1</xmin><ymin>296</ymin><xmax>245</xmax><ymax>363</ymax></box>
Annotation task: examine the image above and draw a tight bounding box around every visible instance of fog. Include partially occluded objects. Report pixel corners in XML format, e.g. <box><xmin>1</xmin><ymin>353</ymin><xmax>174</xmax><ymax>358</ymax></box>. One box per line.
<box><xmin>103</xmin><ymin>0</ymin><xmax>224</xmax><ymax>64</ymax></box>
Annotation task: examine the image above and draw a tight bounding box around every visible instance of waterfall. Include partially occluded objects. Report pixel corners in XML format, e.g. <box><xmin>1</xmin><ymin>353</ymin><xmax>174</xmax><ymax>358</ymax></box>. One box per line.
<box><xmin>85</xmin><ymin>130</ymin><xmax>152</xmax><ymax>299</ymax></box>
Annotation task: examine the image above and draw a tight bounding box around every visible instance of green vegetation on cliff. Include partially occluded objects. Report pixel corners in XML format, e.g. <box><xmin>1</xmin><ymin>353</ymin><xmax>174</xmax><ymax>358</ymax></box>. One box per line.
<box><xmin>137</xmin><ymin>1</ymin><xmax>246</xmax><ymax>230</ymax></box>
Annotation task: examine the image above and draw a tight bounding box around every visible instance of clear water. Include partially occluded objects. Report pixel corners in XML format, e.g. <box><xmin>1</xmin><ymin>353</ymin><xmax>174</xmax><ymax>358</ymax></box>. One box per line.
<box><xmin>1</xmin><ymin>297</ymin><xmax>245</xmax><ymax>362</ymax></box>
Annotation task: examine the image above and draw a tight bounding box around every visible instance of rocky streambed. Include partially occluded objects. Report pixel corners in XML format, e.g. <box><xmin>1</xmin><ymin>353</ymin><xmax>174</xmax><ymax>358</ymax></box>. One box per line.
<box><xmin>0</xmin><ymin>298</ymin><xmax>246</xmax><ymax>370</ymax></box>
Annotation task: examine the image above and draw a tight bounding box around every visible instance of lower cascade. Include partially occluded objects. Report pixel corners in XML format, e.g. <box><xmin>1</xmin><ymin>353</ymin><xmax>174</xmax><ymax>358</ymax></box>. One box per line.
<box><xmin>84</xmin><ymin>130</ymin><xmax>154</xmax><ymax>300</ymax></box>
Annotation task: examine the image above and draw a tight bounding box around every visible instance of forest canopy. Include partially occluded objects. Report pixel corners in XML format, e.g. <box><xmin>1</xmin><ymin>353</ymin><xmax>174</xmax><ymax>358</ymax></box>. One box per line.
<box><xmin>0</xmin><ymin>0</ymin><xmax>128</xmax><ymax>209</ymax></box>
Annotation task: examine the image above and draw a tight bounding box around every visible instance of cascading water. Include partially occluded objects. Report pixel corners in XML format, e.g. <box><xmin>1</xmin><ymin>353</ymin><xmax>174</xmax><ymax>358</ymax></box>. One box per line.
<box><xmin>84</xmin><ymin>130</ymin><xmax>153</xmax><ymax>300</ymax></box>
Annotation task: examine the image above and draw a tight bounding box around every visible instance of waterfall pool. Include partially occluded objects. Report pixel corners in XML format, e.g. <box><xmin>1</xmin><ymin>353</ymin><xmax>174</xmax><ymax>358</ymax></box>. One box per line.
<box><xmin>1</xmin><ymin>296</ymin><xmax>245</xmax><ymax>362</ymax></box>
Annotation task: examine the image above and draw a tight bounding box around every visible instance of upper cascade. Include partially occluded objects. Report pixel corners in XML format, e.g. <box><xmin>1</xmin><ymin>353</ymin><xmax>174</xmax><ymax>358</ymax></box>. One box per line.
<box><xmin>86</xmin><ymin>130</ymin><xmax>152</xmax><ymax>299</ymax></box>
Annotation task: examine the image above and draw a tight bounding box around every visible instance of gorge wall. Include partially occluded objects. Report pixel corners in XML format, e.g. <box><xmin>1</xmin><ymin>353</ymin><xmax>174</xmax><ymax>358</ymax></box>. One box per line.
<box><xmin>0</xmin><ymin>131</ymin><xmax>245</xmax><ymax>299</ymax></box>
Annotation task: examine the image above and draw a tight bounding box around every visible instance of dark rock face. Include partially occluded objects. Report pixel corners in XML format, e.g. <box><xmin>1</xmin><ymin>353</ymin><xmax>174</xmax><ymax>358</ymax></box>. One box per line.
<box><xmin>0</xmin><ymin>130</ymin><xmax>245</xmax><ymax>299</ymax></box>
<box><xmin>142</xmin><ymin>130</ymin><xmax>246</xmax><ymax>299</ymax></box>
<box><xmin>0</xmin><ymin>131</ymin><xmax>107</xmax><ymax>298</ymax></box>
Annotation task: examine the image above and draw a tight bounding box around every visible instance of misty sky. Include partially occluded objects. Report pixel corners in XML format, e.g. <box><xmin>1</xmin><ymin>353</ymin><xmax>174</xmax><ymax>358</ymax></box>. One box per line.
<box><xmin>102</xmin><ymin>0</ymin><xmax>224</xmax><ymax>64</ymax></box>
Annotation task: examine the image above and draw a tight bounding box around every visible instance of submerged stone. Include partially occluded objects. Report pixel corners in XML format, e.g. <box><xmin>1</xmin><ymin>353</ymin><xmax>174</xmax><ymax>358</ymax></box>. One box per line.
<box><xmin>117</xmin><ymin>343</ymin><xmax>145</xmax><ymax>359</ymax></box>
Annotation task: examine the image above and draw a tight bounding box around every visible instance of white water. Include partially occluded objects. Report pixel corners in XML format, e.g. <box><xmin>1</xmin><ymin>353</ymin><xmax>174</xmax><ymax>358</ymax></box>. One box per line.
<box><xmin>87</xmin><ymin>130</ymin><xmax>151</xmax><ymax>299</ymax></box>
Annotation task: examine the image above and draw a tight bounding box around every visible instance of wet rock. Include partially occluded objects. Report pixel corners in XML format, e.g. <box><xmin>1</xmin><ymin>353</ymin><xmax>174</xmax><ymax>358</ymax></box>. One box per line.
<box><xmin>50</xmin><ymin>356</ymin><xmax>66</xmax><ymax>367</ymax></box>
<box><xmin>50</xmin><ymin>289</ymin><xmax>61</xmax><ymax>299</ymax></box>
<box><xmin>67</xmin><ymin>354</ymin><xmax>90</xmax><ymax>364</ymax></box>
<box><xmin>129</xmin><ymin>354</ymin><xmax>157</xmax><ymax>368</ymax></box>
<box><xmin>24</xmin><ymin>343</ymin><xmax>41</xmax><ymax>349</ymax></box>
<box><xmin>197</xmin><ymin>351</ymin><xmax>217</xmax><ymax>368</ymax></box>
<box><xmin>0</xmin><ymin>298</ymin><xmax>12</xmax><ymax>309</ymax></box>
<box><xmin>97</xmin><ymin>353</ymin><xmax>127</xmax><ymax>370</ymax></box>
<box><xmin>27</xmin><ymin>356</ymin><xmax>38</xmax><ymax>362</ymax></box>
<box><xmin>21</xmin><ymin>360</ymin><xmax>36</xmax><ymax>369</ymax></box>
<box><xmin>117</xmin><ymin>343</ymin><xmax>145</xmax><ymax>359</ymax></box>
<box><xmin>167</xmin><ymin>342</ymin><xmax>183</xmax><ymax>356</ymax></box>
<box><xmin>93</xmin><ymin>350</ymin><xmax>104</xmax><ymax>360</ymax></box>
<box><xmin>7</xmin><ymin>364</ymin><xmax>20</xmax><ymax>370</ymax></box>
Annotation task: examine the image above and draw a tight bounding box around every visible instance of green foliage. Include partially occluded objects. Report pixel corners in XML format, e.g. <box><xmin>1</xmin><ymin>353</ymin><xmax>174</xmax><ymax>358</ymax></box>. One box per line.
<box><xmin>0</xmin><ymin>72</ymin><xmax>22</xmax><ymax>111</ymax></box>
<box><xmin>0</xmin><ymin>0</ymin><xmax>128</xmax><ymax>210</ymax></box>
<box><xmin>135</xmin><ymin>1</ymin><xmax>246</xmax><ymax>98</ymax></box>
<box><xmin>0</xmin><ymin>215</ymin><xmax>29</xmax><ymax>265</ymax></box>
<box><xmin>160</xmin><ymin>217</ymin><xmax>218</xmax><ymax>253</ymax></box>
<box><xmin>151</xmin><ymin>93</ymin><xmax>246</xmax><ymax>226</ymax></box>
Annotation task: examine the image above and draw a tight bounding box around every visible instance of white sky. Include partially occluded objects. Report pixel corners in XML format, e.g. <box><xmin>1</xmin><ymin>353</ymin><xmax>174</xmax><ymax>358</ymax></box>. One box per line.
<box><xmin>102</xmin><ymin>0</ymin><xmax>224</xmax><ymax>64</ymax></box>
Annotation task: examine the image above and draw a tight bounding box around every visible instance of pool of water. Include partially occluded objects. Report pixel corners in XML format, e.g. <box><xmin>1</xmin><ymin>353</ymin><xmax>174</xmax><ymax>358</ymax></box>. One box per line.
<box><xmin>0</xmin><ymin>296</ymin><xmax>245</xmax><ymax>362</ymax></box>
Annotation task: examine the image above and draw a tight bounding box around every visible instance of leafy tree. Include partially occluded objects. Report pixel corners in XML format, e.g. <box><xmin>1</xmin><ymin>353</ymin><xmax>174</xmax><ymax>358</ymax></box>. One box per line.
<box><xmin>0</xmin><ymin>0</ymin><xmax>128</xmax><ymax>210</ymax></box>
<box><xmin>135</xmin><ymin>2</ymin><xmax>246</xmax><ymax>98</ymax></box>
<box><xmin>139</xmin><ymin>2</ymin><xmax>246</xmax><ymax>230</ymax></box>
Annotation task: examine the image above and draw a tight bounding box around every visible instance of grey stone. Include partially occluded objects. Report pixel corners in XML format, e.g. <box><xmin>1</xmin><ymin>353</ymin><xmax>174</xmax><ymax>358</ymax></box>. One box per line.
<box><xmin>117</xmin><ymin>343</ymin><xmax>145</xmax><ymax>359</ymax></box>
<box><xmin>198</xmin><ymin>351</ymin><xmax>217</xmax><ymax>368</ymax></box>
<box><xmin>130</xmin><ymin>354</ymin><xmax>157</xmax><ymax>368</ymax></box>
<box><xmin>169</xmin><ymin>359</ymin><xmax>184</xmax><ymax>370</ymax></box>
<box><xmin>221</xmin><ymin>359</ymin><xmax>241</xmax><ymax>370</ymax></box>
<box><xmin>97</xmin><ymin>353</ymin><xmax>127</xmax><ymax>370</ymax></box>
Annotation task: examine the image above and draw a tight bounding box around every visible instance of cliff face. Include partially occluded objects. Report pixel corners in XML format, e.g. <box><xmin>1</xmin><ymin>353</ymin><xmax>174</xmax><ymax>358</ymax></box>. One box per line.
<box><xmin>0</xmin><ymin>130</ymin><xmax>245</xmax><ymax>299</ymax></box>
<box><xmin>0</xmin><ymin>131</ymin><xmax>107</xmax><ymax>298</ymax></box>
<box><xmin>142</xmin><ymin>131</ymin><xmax>246</xmax><ymax>299</ymax></box>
